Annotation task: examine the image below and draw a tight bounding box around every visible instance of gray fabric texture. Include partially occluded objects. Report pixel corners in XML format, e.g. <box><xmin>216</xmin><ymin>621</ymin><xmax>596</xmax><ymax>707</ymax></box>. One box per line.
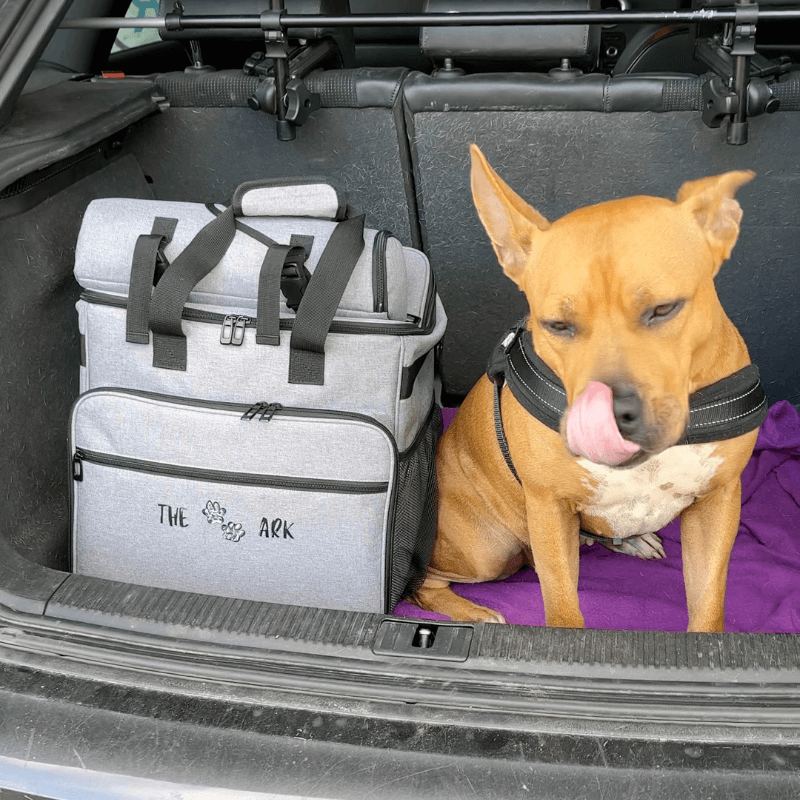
<box><xmin>75</xmin><ymin>199</ymin><xmax>414</xmax><ymax>321</ymax></box>
<box><xmin>73</xmin><ymin>194</ymin><xmax>444</xmax><ymax>451</ymax></box>
<box><xmin>71</xmin><ymin>390</ymin><xmax>395</xmax><ymax>612</ymax></box>
<box><xmin>74</xmin><ymin>465</ymin><xmax>388</xmax><ymax>612</ymax></box>
<box><xmin>72</xmin><ymin>390</ymin><xmax>394</xmax><ymax>482</ymax></box>
<box><xmin>77</xmin><ymin>296</ymin><xmax>446</xmax><ymax>452</ymax></box>
<box><xmin>71</xmin><ymin>193</ymin><xmax>445</xmax><ymax>610</ymax></box>
<box><xmin>239</xmin><ymin>184</ymin><xmax>340</xmax><ymax>219</ymax></box>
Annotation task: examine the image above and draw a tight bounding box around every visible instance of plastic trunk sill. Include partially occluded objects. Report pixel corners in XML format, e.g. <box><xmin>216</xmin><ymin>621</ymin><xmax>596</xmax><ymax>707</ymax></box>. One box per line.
<box><xmin>36</xmin><ymin>571</ymin><xmax>800</xmax><ymax>684</ymax></box>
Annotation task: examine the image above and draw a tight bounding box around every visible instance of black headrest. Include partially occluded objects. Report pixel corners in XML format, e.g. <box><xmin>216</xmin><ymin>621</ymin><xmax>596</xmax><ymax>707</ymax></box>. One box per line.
<box><xmin>158</xmin><ymin>0</ymin><xmax>350</xmax><ymax>40</ymax></box>
<box><xmin>420</xmin><ymin>0</ymin><xmax>601</xmax><ymax>62</ymax></box>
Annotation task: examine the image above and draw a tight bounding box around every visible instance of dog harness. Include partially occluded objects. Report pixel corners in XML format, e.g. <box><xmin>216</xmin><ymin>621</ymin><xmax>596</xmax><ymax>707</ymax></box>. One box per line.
<box><xmin>486</xmin><ymin>320</ymin><xmax>769</xmax><ymax>542</ymax></box>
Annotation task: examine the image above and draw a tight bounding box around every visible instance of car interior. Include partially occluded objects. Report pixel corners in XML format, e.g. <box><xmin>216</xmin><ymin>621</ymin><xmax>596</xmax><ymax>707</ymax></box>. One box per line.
<box><xmin>1</xmin><ymin>0</ymin><xmax>800</xmax><ymax>793</ymax></box>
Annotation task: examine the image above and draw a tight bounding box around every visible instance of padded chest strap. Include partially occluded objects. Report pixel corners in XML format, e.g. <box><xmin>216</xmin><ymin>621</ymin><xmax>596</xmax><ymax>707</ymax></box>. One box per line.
<box><xmin>487</xmin><ymin>319</ymin><xmax>769</xmax><ymax>476</ymax></box>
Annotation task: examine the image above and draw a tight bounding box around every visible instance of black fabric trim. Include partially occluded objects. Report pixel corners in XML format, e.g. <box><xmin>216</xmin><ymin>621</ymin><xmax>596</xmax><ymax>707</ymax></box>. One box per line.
<box><xmin>288</xmin><ymin>214</ymin><xmax>366</xmax><ymax>385</ymax></box>
<box><xmin>289</xmin><ymin>233</ymin><xmax>315</xmax><ymax>258</ymax></box>
<box><xmin>493</xmin><ymin>380</ymin><xmax>520</xmax><ymax>483</ymax></box>
<box><xmin>506</xmin><ymin>328</ymin><xmax>566</xmax><ymax>434</ymax></box>
<box><xmin>149</xmin><ymin>206</ymin><xmax>237</xmax><ymax>371</ymax></box>
<box><xmin>681</xmin><ymin>364</ymin><xmax>768</xmax><ymax>444</ymax></box>
<box><xmin>488</xmin><ymin>319</ymin><xmax>768</xmax><ymax>449</ymax></box>
<box><xmin>125</xmin><ymin>217</ymin><xmax>178</xmax><ymax>345</ymax></box>
<box><xmin>256</xmin><ymin>244</ymin><xmax>291</xmax><ymax>347</ymax></box>
<box><xmin>400</xmin><ymin>351</ymin><xmax>429</xmax><ymax>401</ymax></box>
<box><xmin>371</xmin><ymin>230</ymin><xmax>390</xmax><ymax>314</ymax></box>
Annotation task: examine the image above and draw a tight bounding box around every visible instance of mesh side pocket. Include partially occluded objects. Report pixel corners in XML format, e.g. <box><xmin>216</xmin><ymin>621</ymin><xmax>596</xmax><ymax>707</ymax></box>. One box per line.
<box><xmin>388</xmin><ymin>405</ymin><xmax>443</xmax><ymax>611</ymax></box>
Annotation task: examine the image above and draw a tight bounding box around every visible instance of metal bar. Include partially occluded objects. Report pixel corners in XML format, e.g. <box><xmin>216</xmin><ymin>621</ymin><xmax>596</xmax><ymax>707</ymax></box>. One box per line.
<box><xmin>56</xmin><ymin>8</ymin><xmax>800</xmax><ymax>30</ymax></box>
<box><xmin>270</xmin><ymin>0</ymin><xmax>293</xmax><ymax>141</ymax></box>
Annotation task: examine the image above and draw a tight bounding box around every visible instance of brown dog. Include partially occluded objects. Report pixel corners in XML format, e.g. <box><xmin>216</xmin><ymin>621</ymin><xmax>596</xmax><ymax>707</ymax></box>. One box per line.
<box><xmin>413</xmin><ymin>145</ymin><xmax>762</xmax><ymax>632</ymax></box>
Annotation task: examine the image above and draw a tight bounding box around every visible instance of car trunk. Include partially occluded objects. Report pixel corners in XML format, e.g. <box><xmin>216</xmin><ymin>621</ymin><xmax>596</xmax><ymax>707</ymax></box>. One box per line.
<box><xmin>1</xmin><ymin>2</ymin><xmax>800</xmax><ymax>794</ymax></box>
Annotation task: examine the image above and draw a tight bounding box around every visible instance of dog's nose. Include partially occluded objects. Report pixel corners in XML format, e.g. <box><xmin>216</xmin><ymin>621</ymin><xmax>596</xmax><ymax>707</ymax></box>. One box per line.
<box><xmin>612</xmin><ymin>387</ymin><xmax>644</xmax><ymax>441</ymax></box>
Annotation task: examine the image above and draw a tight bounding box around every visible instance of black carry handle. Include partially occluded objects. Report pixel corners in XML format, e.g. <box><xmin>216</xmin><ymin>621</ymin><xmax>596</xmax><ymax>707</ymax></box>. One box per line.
<box><xmin>148</xmin><ymin>205</ymin><xmax>238</xmax><ymax>370</ymax></box>
<box><xmin>256</xmin><ymin>243</ymin><xmax>306</xmax><ymax>345</ymax></box>
<box><xmin>288</xmin><ymin>213</ymin><xmax>366</xmax><ymax>385</ymax></box>
<box><xmin>142</xmin><ymin>181</ymin><xmax>361</xmax><ymax>372</ymax></box>
<box><xmin>147</xmin><ymin>199</ymin><xmax>312</xmax><ymax>368</ymax></box>
<box><xmin>126</xmin><ymin>216</ymin><xmax>178</xmax><ymax>345</ymax></box>
<box><xmin>206</xmin><ymin>203</ymin><xmax>312</xmax><ymax>346</ymax></box>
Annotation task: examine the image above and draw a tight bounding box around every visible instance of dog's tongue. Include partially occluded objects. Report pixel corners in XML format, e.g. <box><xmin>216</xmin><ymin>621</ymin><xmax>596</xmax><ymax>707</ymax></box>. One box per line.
<box><xmin>566</xmin><ymin>381</ymin><xmax>641</xmax><ymax>466</ymax></box>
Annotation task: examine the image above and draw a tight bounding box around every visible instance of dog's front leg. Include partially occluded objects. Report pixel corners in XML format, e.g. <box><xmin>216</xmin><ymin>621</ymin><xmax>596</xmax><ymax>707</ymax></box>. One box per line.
<box><xmin>680</xmin><ymin>479</ymin><xmax>742</xmax><ymax>633</ymax></box>
<box><xmin>525</xmin><ymin>492</ymin><xmax>585</xmax><ymax>628</ymax></box>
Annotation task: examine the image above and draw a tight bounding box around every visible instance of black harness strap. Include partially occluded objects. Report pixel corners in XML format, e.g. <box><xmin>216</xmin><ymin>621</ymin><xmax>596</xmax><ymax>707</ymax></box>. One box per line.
<box><xmin>492</xmin><ymin>377</ymin><xmax>626</xmax><ymax>545</ymax></box>
<box><xmin>487</xmin><ymin>320</ymin><xmax>768</xmax><ymax>548</ymax></box>
<box><xmin>493</xmin><ymin>379</ymin><xmax>520</xmax><ymax>482</ymax></box>
<box><xmin>487</xmin><ymin>318</ymin><xmax>769</xmax><ymax>475</ymax></box>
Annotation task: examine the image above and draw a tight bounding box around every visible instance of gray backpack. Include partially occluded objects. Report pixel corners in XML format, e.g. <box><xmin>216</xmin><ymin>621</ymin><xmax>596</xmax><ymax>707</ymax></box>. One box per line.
<box><xmin>70</xmin><ymin>179</ymin><xmax>446</xmax><ymax>613</ymax></box>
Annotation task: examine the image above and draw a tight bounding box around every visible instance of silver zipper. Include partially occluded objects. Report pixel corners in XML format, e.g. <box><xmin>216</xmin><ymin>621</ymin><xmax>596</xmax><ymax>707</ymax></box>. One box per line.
<box><xmin>220</xmin><ymin>314</ymin><xmax>252</xmax><ymax>345</ymax></box>
<box><xmin>220</xmin><ymin>314</ymin><xmax>235</xmax><ymax>344</ymax></box>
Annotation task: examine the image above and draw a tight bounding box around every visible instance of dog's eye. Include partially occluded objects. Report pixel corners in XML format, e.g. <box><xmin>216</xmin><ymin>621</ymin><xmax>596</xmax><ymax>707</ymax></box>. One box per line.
<box><xmin>542</xmin><ymin>320</ymin><xmax>575</xmax><ymax>337</ymax></box>
<box><xmin>643</xmin><ymin>300</ymin><xmax>684</xmax><ymax>325</ymax></box>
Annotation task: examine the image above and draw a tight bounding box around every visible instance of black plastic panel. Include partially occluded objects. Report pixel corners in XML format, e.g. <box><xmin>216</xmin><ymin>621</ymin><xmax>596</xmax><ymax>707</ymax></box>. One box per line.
<box><xmin>410</xmin><ymin>108</ymin><xmax>800</xmax><ymax>402</ymax></box>
<box><xmin>2</xmin><ymin>664</ymin><xmax>800</xmax><ymax>798</ymax></box>
<box><xmin>48</xmin><ymin>573</ymin><xmax>381</xmax><ymax>650</ymax></box>
<box><xmin>0</xmin><ymin>78</ymin><xmax>159</xmax><ymax>194</ymax></box>
<box><xmin>45</xmin><ymin>570</ymin><xmax>800</xmax><ymax>677</ymax></box>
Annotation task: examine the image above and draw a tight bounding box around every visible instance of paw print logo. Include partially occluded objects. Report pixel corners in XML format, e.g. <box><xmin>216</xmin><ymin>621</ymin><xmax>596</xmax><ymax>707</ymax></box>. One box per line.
<box><xmin>202</xmin><ymin>500</ymin><xmax>226</xmax><ymax>525</ymax></box>
<box><xmin>222</xmin><ymin>522</ymin><xmax>246</xmax><ymax>542</ymax></box>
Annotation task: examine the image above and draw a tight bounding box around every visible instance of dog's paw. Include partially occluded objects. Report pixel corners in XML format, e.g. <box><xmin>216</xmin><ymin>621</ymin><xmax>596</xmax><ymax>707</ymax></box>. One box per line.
<box><xmin>468</xmin><ymin>606</ymin><xmax>507</xmax><ymax>624</ymax></box>
<box><xmin>599</xmin><ymin>531</ymin><xmax>665</xmax><ymax>560</ymax></box>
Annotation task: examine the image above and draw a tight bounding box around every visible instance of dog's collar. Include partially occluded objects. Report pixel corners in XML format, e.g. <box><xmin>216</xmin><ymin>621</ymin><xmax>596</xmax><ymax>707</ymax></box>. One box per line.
<box><xmin>487</xmin><ymin>319</ymin><xmax>769</xmax><ymax>450</ymax></box>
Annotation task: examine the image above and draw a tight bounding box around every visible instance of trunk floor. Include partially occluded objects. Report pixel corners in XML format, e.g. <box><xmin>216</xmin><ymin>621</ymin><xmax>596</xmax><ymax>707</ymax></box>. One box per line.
<box><xmin>394</xmin><ymin>402</ymin><xmax>800</xmax><ymax>633</ymax></box>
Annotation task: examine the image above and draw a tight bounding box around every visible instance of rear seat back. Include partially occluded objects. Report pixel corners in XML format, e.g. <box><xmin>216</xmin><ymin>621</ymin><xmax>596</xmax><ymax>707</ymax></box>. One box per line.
<box><xmin>125</xmin><ymin>67</ymin><xmax>421</xmax><ymax>247</ymax></box>
<box><xmin>403</xmin><ymin>51</ymin><xmax>800</xmax><ymax>402</ymax></box>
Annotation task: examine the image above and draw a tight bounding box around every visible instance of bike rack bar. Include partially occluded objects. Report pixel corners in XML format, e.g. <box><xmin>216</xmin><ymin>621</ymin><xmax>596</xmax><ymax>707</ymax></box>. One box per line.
<box><xmin>56</xmin><ymin>8</ymin><xmax>800</xmax><ymax>30</ymax></box>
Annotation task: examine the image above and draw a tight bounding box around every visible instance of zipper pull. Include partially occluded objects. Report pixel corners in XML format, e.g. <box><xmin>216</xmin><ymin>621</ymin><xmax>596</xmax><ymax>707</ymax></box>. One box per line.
<box><xmin>220</xmin><ymin>314</ymin><xmax>236</xmax><ymax>345</ymax></box>
<box><xmin>241</xmin><ymin>402</ymin><xmax>266</xmax><ymax>421</ymax></box>
<box><xmin>259</xmin><ymin>402</ymin><xmax>283</xmax><ymax>422</ymax></box>
<box><xmin>72</xmin><ymin>450</ymin><xmax>84</xmax><ymax>481</ymax></box>
<box><xmin>231</xmin><ymin>316</ymin><xmax>248</xmax><ymax>346</ymax></box>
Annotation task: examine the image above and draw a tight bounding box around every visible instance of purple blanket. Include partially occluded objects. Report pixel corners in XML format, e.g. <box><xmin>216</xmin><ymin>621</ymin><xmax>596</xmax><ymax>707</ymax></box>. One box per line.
<box><xmin>394</xmin><ymin>401</ymin><xmax>800</xmax><ymax>633</ymax></box>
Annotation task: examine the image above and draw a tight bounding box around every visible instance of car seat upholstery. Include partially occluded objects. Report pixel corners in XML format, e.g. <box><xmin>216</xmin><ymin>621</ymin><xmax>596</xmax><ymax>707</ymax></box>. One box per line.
<box><xmin>403</xmin><ymin>8</ymin><xmax>800</xmax><ymax>402</ymax></box>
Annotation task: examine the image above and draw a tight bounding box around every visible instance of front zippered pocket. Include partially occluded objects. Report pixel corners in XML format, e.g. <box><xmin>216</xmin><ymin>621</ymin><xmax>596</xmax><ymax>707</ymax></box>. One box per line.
<box><xmin>70</xmin><ymin>388</ymin><xmax>398</xmax><ymax>613</ymax></box>
<box><xmin>72</xmin><ymin>448</ymin><xmax>389</xmax><ymax>494</ymax></box>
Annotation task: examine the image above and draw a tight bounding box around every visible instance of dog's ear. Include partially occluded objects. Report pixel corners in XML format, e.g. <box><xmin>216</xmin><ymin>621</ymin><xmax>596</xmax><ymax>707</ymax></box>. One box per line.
<box><xmin>470</xmin><ymin>144</ymin><xmax>550</xmax><ymax>286</ymax></box>
<box><xmin>677</xmin><ymin>170</ymin><xmax>754</xmax><ymax>273</ymax></box>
